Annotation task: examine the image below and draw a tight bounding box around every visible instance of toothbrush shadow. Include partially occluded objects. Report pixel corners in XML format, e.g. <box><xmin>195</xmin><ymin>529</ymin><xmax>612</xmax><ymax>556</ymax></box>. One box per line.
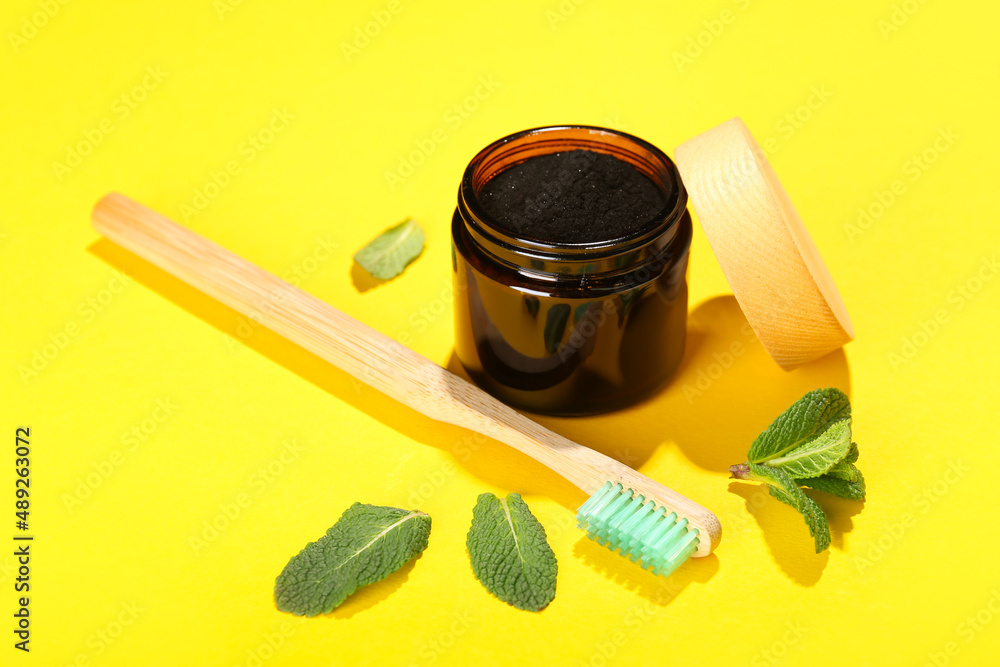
<box><xmin>573</xmin><ymin>537</ymin><xmax>718</xmax><ymax>605</ymax></box>
<box><xmin>86</xmin><ymin>236</ymin><xmax>584</xmax><ymax>519</ymax></box>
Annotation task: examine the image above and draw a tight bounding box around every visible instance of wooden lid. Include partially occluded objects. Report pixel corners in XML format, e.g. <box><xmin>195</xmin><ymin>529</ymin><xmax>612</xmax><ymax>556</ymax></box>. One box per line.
<box><xmin>674</xmin><ymin>118</ymin><xmax>853</xmax><ymax>369</ymax></box>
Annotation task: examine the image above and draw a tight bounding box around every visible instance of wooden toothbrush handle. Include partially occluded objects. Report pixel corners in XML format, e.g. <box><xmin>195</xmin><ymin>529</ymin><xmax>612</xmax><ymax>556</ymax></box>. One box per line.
<box><xmin>91</xmin><ymin>193</ymin><xmax>720</xmax><ymax>555</ymax></box>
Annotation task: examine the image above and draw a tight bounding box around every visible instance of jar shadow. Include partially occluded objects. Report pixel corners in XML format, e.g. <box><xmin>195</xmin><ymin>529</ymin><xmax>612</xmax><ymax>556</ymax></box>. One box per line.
<box><xmin>526</xmin><ymin>295</ymin><xmax>853</xmax><ymax>474</ymax></box>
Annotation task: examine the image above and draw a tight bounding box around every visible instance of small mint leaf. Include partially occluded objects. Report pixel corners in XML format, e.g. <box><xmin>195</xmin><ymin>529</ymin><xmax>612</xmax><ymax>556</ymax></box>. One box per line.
<box><xmin>844</xmin><ymin>442</ymin><xmax>860</xmax><ymax>464</ymax></box>
<box><xmin>467</xmin><ymin>493</ymin><xmax>556</xmax><ymax>612</ymax></box>
<box><xmin>274</xmin><ymin>503</ymin><xmax>431</xmax><ymax>616</ymax></box>
<box><xmin>747</xmin><ymin>463</ymin><xmax>831</xmax><ymax>553</ymax></box>
<box><xmin>799</xmin><ymin>471</ymin><xmax>866</xmax><ymax>500</ymax></box>
<box><xmin>823</xmin><ymin>460</ymin><xmax>863</xmax><ymax>483</ymax></box>
<box><xmin>761</xmin><ymin>419</ymin><xmax>852</xmax><ymax>479</ymax></box>
<box><xmin>748</xmin><ymin>388</ymin><xmax>851</xmax><ymax>464</ymax></box>
<box><xmin>354</xmin><ymin>218</ymin><xmax>425</xmax><ymax>280</ymax></box>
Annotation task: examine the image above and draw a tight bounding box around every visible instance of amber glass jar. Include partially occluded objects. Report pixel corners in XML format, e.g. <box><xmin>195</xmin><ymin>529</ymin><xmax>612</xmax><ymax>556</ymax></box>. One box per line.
<box><xmin>452</xmin><ymin>126</ymin><xmax>692</xmax><ymax>415</ymax></box>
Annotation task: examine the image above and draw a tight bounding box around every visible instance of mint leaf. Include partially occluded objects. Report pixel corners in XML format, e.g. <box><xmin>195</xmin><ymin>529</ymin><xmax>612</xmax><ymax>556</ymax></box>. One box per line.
<box><xmin>799</xmin><ymin>471</ymin><xmax>866</xmax><ymax>500</ymax></box>
<box><xmin>354</xmin><ymin>218</ymin><xmax>425</xmax><ymax>280</ymax></box>
<box><xmin>274</xmin><ymin>503</ymin><xmax>431</xmax><ymax>616</ymax></box>
<box><xmin>823</xmin><ymin>459</ymin><xmax>863</xmax><ymax>482</ymax></box>
<box><xmin>747</xmin><ymin>463</ymin><xmax>831</xmax><ymax>553</ymax></box>
<box><xmin>467</xmin><ymin>493</ymin><xmax>557</xmax><ymax>612</ymax></box>
<box><xmin>747</xmin><ymin>388</ymin><xmax>851</xmax><ymax>463</ymax></box>
<box><xmin>760</xmin><ymin>418</ymin><xmax>852</xmax><ymax>479</ymax></box>
<box><xmin>844</xmin><ymin>442</ymin><xmax>859</xmax><ymax>464</ymax></box>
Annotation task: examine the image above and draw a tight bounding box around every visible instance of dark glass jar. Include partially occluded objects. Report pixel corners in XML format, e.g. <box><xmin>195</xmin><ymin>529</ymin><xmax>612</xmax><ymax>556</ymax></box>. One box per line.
<box><xmin>452</xmin><ymin>126</ymin><xmax>692</xmax><ymax>415</ymax></box>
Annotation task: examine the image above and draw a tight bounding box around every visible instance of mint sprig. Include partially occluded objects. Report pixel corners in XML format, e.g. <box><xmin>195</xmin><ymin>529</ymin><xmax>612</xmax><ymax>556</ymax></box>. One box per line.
<box><xmin>730</xmin><ymin>388</ymin><xmax>866</xmax><ymax>553</ymax></box>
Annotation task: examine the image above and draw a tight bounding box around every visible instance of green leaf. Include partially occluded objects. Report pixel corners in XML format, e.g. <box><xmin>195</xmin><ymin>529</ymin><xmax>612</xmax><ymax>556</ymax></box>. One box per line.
<box><xmin>799</xmin><ymin>470</ymin><xmax>866</xmax><ymax>500</ymax></box>
<box><xmin>747</xmin><ymin>463</ymin><xmax>831</xmax><ymax>552</ymax></box>
<box><xmin>353</xmin><ymin>218</ymin><xmax>425</xmax><ymax>280</ymax></box>
<box><xmin>274</xmin><ymin>503</ymin><xmax>431</xmax><ymax>616</ymax></box>
<box><xmin>467</xmin><ymin>493</ymin><xmax>557</xmax><ymax>612</ymax></box>
<box><xmin>844</xmin><ymin>442</ymin><xmax>860</xmax><ymax>464</ymax></box>
<box><xmin>823</xmin><ymin>460</ymin><xmax>863</xmax><ymax>482</ymax></box>
<box><xmin>760</xmin><ymin>419</ymin><xmax>852</xmax><ymax>479</ymax></box>
<box><xmin>748</xmin><ymin>388</ymin><xmax>851</xmax><ymax>464</ymax></box>
<box><xmin>543</xmin><ymin>304</ymin><xmax>571</xmax><ymax>354</ymax></box>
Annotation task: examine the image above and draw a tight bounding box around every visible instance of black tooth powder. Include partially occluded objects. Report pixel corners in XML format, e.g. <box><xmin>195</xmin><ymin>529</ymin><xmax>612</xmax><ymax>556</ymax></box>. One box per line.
<box><xmin>477</xmin><ymin>149</ymin><xmax>666</xmax><ymax>244</ymax></box>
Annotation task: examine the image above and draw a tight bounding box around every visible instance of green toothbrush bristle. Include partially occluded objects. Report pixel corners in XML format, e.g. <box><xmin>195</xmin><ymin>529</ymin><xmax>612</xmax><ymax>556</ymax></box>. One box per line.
<box><xmin>577</xmin><ymin>481</ymin><xmax>700</xmax><ymax>577</ymax></box>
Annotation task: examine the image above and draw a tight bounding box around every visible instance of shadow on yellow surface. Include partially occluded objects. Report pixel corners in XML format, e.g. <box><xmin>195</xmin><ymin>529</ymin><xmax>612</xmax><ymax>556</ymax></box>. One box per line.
<box><xmin>350</xmin><ymin>261</ymin><xmax>387</xmax><ymax>293</ymax></box>
<box><xmin>727</xmin><ymin>480</ymin><xmax>863</xmax><ymax>586</ymax></box>
<box><xmin>573</xmin><ymin>535</ymin><xmax>718</xmax><ymax>606</ymax></box>
<box><xmin>89</xmin><ymin>239</ymin><xmax>855</xmax><ymax>595</ymax></box>
<box><xmin>821</xmin><ymin>493</ymin><xmax>866</xmax><ymax>552</ymax></box>
<box><xmin>87</xmin><ymin>236</ymin><xmax>583</xmax><ymax>501</ymax></box>
<box><xmin>729</xmin><ymin>483</ymin><xmax>826</xmax><ymax>585</ymax></box>
<box><xmin>330</xmin><ymin>556</ymin><xmax>421</xmax><ymax>620</ymax></box>
<box><xmin>530</xmin><ymin>295</ymin><xmax>852</xmax><ymax>475</ymax></box>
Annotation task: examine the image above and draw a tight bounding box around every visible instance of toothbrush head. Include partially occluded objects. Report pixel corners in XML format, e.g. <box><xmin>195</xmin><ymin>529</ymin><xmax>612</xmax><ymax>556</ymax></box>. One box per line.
<box><xmin>577</xmin><ymin>481</ymin><xmax>700</xmax><ymax>578</ymax></box>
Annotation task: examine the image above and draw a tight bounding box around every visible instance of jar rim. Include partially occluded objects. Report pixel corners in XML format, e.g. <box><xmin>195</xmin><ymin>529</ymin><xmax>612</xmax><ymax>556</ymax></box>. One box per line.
<box><xmin>458</xmin><ymin>125</ymin><xmax>688</xmax><ymax>265</ymax></box>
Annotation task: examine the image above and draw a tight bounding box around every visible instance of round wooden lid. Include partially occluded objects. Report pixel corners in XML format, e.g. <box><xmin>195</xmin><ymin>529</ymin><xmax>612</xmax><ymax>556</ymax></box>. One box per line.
<box><xmin>674</xmin><ymin>118</ymin><xmax>854</xmax><ymax>369</ymax></box>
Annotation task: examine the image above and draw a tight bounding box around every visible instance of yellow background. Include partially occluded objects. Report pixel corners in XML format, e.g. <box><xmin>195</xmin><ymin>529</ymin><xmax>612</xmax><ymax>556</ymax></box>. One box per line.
<box><xmin>3</xmin><ymin>0</ymin><xmax>999</xmax><ymax>665</ymax></box>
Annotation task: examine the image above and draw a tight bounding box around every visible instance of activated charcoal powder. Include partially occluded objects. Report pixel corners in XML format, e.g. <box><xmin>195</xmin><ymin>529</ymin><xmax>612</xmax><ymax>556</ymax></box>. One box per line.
<box><xmin>477</xmin><ymin>149</ymin><xmax>666</xmax><ymax>244</ymax></box>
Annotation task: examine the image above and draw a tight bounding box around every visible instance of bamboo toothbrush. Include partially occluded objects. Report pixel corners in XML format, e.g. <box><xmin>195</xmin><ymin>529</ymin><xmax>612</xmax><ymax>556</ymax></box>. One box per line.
<box><xmin>91</xmin><ymin>193</ymin><xmax>721</xmax><ymax>576</ymax></box>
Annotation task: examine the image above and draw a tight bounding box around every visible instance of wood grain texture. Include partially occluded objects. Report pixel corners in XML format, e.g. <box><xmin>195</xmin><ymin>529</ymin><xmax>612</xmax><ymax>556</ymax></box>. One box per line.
<box><xmin>91</xmin><ymin>193</ymin><xmax>721</xmax><ymax>556</ymax></box>
<box><xmin>674</xmin><ymin>118</ymin><xmax>854</xmax><ymax>369</ymax></box>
